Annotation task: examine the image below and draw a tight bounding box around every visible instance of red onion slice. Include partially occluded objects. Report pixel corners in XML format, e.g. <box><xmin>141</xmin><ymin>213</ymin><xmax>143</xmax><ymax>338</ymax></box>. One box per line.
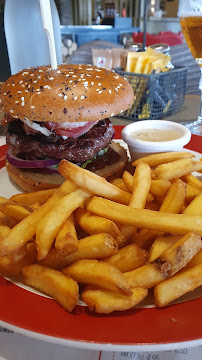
<box><xmin>7</xmin><ymin>148</ymin><xmax>60</xmax><ymax>169</ymax></box>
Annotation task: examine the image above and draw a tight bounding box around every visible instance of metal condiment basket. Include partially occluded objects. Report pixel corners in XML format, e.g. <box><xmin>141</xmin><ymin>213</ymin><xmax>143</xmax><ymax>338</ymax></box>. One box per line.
<box><xmin>115</xmin><ymin>67</ymin><xmax>188</xmax><ymax>121</ymax></box>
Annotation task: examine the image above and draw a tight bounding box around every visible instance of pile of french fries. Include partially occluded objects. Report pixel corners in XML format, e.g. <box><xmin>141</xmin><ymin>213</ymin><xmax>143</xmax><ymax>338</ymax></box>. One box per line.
<box><xmin>0</xmin><ymin>151</ymin><xmax>202</xmax><ymax>314</ymax></box>
<box><xmin>123</xmin><ymin>48</ymin><xmax>172</xmax><ymax>119</ymax></box>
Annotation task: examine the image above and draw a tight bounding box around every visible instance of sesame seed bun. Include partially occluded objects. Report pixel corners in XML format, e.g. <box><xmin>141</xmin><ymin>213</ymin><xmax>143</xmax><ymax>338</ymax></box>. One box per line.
<box><xmin>6</xmin><ymin>142</ymin><xmax>128</xmax><ymax>192</ymax></box>
<box><xmin>1</xmin><ymin>64</ymin><xmax>134</xmax><ymax>123</ymax></box>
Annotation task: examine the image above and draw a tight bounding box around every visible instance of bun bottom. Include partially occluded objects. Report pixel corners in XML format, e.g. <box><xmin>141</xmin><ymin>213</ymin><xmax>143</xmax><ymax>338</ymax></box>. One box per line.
<box><xmin>6</xmin><ymin>142</ymin><xmax>128</xmax><ymax>192</ymax></box>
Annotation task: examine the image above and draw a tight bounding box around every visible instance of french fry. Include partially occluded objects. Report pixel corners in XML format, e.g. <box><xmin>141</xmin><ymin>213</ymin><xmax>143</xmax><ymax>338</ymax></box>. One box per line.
<box><xmin>36</xmin><ymin>189</ymin><xmax>91</xmax><ymax>261</ymax></box>
<box><xmin>183</xmin><ymin>193</ymin><xmax>202</xmax><ymax>215</ymax></box>
<box><xmin>40</xmin><ymin>233</ymin><xmax>118</xmax><ymax>270</ymax></box>
<box><xmin>103</xmin><ymin>243</ymin><xmax>146</xmax><ymax>272</ymax></box>
<box><xmin>74</xmin><ymin>207</ymin><xmax>126</xmax><ymax>247</ymax></box>
<box><xmin>55</xmin><ymin>213</ymin><xmax>78</xmax><ymax>256</ymax></box>
<box><xmin>58</xmin><ymin>160</ymin><xmax>131</xmax><ymax>205</ymax></box>
<box><xmin>0</xmin><ymin>202</ymin><xmax>32</xmax><ymax>222</ymax></box>
<box><xmin>22</xmin><ymin>264</ymin><xmax>79</xmax><ymax>312</ymax></box>
<box><xmin>86</xmin><ymin>196</ymin><xmax>202</xmax><ymax>236</ymax></box>
<box><xmin>181</xmin><ymin>174</ymin><xmax>202</xmax><ymax>191</ymax></box>
<box><xmin>150</xmin><ymin>179</ymin><xmax>171</xmax><ymax>197</ymax></box>
<box><xmin>159</xmin><ymin>232</ymin><xmax>202</xmax><ymax>277</ymax></box>
<box><xmin>10</xmin><ymin>188</ymin><xmax>57</xmax><ymax>205</ymax></box>
<box><xmin>134</xmin><ymin>179</ymin><xmax>186</xmax><ymax>249</ymax></box>
<box><xmin>152</xmin><ymin>159</ymin><xmax>202</xmax><ymax>181</ymax></box>
<box><xmin>183</xmin><ymin>249</ymin><xmax>202</xmax><ymax>270</ymax></box>
<box><xmin>0</xmin><ymin>180</ymin><xmax>78</xmax><ymax>257</ymax></box>
<box><xmin>154</xmin><ymin>263</ymin><xmax>202</xmax><ymax>307</ymax></box>
<box><xmin>145</xmin><ymin>201</ymin><xmax>160</xmax><ymax>211</ymax></box>
<box><xmin>132</xmin><ymin>151</ymin><xmax>194</xmax><ymax>168</ymax></box>
<box><xmin>148</xmin><ymin>235</ymin><xmax>181</xmax><ymax>262</ymax></box>
<box><xmin>62</xmin><ymin>259</ymin><xmax>132</xmax><ymax>296</ymax></box>
<box><xmin>0</xmin><ymin>225</ymin><xmax>10</xmax><ymax>239</ymax></box>
<box><xmin>119</xmin><ymin>163</ymin><xmax>151</xmax><ymax>242</ymax></box>
<box><xmin>82</xmin><ymin>286</ymin><xmax>148</xmax><ymax>314</ymax></box>
<box><xmin>122</xmin><ymin>170</ymin><xmax>153</xmax><ymax>202</ymax></box>
<box><xmin>133</xmin><ymin>229</ymin><xmax>162</xmax><ymax>250</ymax></box>
<box><xmin>124</xmin><ymin>263</ymin><xmax>164</xmax><ymax>288</ymax></box>
<box><xmin>185</xmin><ymin>184</ymin><xmax>201</xmax><ymax>203</ymax></box>
<box><xmin>159</xmin><ymin>179</ymin><xmax>186</xmax><ymax>214</ymax></box>
<box><xmin>0</xmin><ymin>212</ymin><xmax>17</xmax><ymax>228</ymax></box>
<box><xmin>0</xmin><ymin>242</ymin><xmax>37</xmax><ymax>276</ymax></box>
<box><xmin>129</xmin><ymin>162</ymin><xmax>151</xmax><ymax>209</ymax></box>
<box><xmin>109</xmin><ymin>178</ymin><xmax>124</xmax><ymax>186</ymax></box>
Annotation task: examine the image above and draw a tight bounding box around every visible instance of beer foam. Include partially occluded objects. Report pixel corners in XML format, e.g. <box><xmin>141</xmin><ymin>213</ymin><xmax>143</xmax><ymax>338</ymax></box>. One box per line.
<box><xmin>178</xmin><ymin>11</ymin><xmax>202</xmax><ymax>17</ymax></box>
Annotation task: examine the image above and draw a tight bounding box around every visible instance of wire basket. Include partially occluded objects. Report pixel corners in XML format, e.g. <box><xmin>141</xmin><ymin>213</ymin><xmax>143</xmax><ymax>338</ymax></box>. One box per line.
<box><xmin>115</xmin><ymin>67</ymin><xmax>188</xmax><ymax>120</ymax></box>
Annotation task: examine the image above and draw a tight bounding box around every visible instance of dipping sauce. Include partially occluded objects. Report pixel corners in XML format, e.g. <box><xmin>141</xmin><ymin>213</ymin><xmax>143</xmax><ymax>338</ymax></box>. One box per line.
<box><xmin>131</xmin><ymin>129</ymin><xmax>181</xmax><ymax>142</ymax></box>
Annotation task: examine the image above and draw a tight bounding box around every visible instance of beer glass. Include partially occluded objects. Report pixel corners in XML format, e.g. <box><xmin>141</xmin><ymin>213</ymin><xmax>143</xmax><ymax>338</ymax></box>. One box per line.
<box><xmin>178</xmin><ymin>0</ymin><xmax>202</xmax><ymax>135</ymax></box>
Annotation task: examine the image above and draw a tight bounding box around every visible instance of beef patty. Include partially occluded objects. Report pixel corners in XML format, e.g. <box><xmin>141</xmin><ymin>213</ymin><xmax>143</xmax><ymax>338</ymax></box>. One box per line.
<box><xmin>6</xmin><ymin>118</ymin><xmax>115</xmax><ymax>163</ymax></box>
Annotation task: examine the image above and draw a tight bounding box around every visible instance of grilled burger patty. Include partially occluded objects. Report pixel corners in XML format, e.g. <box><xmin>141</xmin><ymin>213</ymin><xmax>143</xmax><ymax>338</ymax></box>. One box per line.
<box><xmin>6</xmin><ymin>118</ymin><xmax>115</xmax><ymax>163</ymax></box>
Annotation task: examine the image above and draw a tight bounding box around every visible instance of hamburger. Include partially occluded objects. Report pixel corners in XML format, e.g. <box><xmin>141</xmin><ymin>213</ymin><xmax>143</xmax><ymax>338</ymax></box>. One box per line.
<box><xmin>0</xmin><ymin>64</ymin><xmax>134</xmax><ymax>192</ymax></box>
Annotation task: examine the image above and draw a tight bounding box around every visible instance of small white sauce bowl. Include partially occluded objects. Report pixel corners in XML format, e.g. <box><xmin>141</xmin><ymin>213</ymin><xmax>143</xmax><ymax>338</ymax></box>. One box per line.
<box><xmin>121</xmin><ymin>120</ymin><xmax>191</xmax><ymax>161</ymax></box>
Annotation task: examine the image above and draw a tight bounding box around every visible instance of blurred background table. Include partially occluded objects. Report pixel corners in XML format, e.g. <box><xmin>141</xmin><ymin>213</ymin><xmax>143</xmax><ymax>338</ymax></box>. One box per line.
<box><xmin>111</xmin><ymin>94</ymin><xmax>201</xmax><ymax>127</ymax></box>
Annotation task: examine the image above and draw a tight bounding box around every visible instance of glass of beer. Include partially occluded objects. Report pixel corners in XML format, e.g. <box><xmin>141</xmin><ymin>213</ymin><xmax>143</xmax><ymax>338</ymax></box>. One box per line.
<box><xmin>178</xmin><ymin>0</ymin><xmax>202</xmax><ymax>135</ymax></box>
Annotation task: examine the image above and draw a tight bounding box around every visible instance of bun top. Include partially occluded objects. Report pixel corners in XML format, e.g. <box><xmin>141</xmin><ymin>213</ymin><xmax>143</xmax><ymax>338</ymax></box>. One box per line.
<box><xmin>0</xmin><ymin>64</ymin><xmax>134</xmax><ymax>123</ymax></box>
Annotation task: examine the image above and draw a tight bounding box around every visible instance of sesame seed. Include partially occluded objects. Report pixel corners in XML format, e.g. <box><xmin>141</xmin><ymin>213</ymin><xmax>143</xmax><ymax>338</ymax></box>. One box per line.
<box><xmin>39</xmin><ymin>70</ymin><xmax>43</xmax><ymax>72</ymax></box>
<box><xmin>69</xmin><ymin>80</ymin><xmax>73</xmax><ymax>83</ymax></box>
<box><xmin>96</xmin><ymin>89</ymin><xmax>100</xmax><ymax>92</ymax></box>
<box><xmin>21</xmin><ymin>97</ymin><xmax>24</xmax><ymax>101</ymax></box>
<box><xmin>111</xmin><ymin>113</ymin><xmax>114</xmax><ymax>117</ymax></box>
<box><xmin>30</xmin><ymin>74</ymin><xmax>34</xmax><ymax>76</ymax></box>
<box><xmin>15</xmin><ymin>101</ymin><xmax>19</xmax><ymax>103</ymax></box>
<box><xmin>57</xmin><ymin>70</ymin><xmax>61</xmax><ymax>73</ymax></box>
<box><xmin>58</xmin><ymin>93</ymin><xmax>63</xmax><ymax>97</ymax></box>
<box><xmin>9</xmin><ymin>109</ymin><xmax>14</xmax><ymax>113</ymax></box>
<box><xmin>119</xmin><ymin>84</ymin><xmax>123</xmax><ymax>86</ymax></box>
<box><xmin>49</xmin><ymin>77</ymin><xmax>54</xmax><ymax>80</ymax></box>
<box><xmin>86</xmin><ymin>68</ymin><xmax>93</xmax><ymax>70</ymax></box>
<box><xmin>98</xmin><ymin>91</ymin><xmax>102</xmax><ymax>94</ymax></box>
<box><xmin>73</xmin><ymin>96</ymin><xmax>78</xmax><ymax>100</ymax></box>
<box><xmin>36</xmin><ymin>92</ymin><xmax>41</xmax><ymax>94</ymax></box>
<box><xmin>109</xmin><ymin>90</ymin><xmax>111</xmax><ymax>94</ymax></box>
<box><xmin>12</xmin><ymin>84</ymin><xmax>15</xmax><ymax>86</ymax></box>
<box><xmin>30</xmin><ymin>106</ymin><xmax>35</xmax><ymax>108</ymax></box>
<box><xmin>4</xmin><ymin>93</ymin><xmax>7</xmax><ymax>95</ymax></box>
<box><xmin>69</xmin><ymin>72</ymin><xmax>74</xmax><ymax>74</ymax></box>
<box><xmin>33</xmin><ymin>80</ymin><xmax>37</xmax><ymax>83</ymax></box>
<box><xmin>91</xmin><ymin>82</ymin><xmax>94</xmax><ymax>85</ymax></box>
<box><xmin>80</xmin><ymin>96</ymin><xmax>85</xmax><ymax>100</ymax></box>
<box><xmin>72</xmin><ymin>75</ymin><xmax>77</xmax><ymax>78</ymax></box>
<box><xmin>21</xmin><ymin>102</ymin><xmax>24</xmax><ymax>106</ymax></box>
<box><xmin>36</xmin><ymin>89</ymin><xmax>40</xmax><ymax>91</ymax></box>
<box><xmin>64</xmin><ymin>95</ymin><xmax>67</xmax><ymax>100</ymax></box>
<box><xmin>78</xmin><ymin>67</ymin><xmax>82</xmax><ymax>69</ymax></box>
<box><xmin>98</xmin><ymin>83</ymin><xmax>101</xmax><ymax>86</ymax></box>
<box><xmin>66</xmin><ymin>74</ymin><xmax>69</xmax><ymax>77</ymax></box>
<box><xmin>19</xmin><ymin>80</ymin><xmax>23</xmax><ymax>84</ymax></box>
<box><xmin>7</xmin><ymin>84</ymin><xmax>10</xmax><ymax>86</ymax></box>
